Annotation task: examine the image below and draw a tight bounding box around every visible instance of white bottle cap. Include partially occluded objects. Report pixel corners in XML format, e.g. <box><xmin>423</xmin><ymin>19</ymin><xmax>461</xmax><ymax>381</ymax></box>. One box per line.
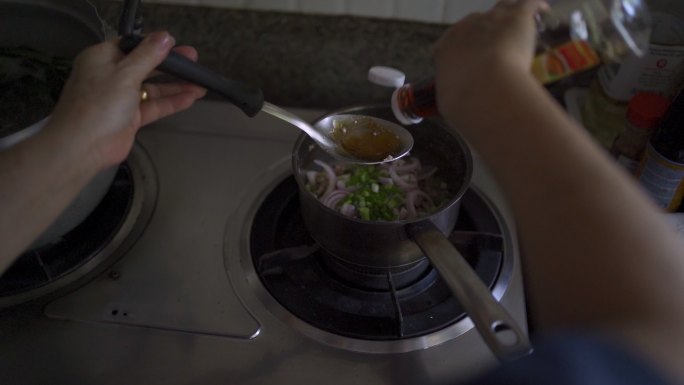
<box><xmin>368</xmin><ymin>66</ymin><xmax>406</xmax><ymax>88</ymax></box>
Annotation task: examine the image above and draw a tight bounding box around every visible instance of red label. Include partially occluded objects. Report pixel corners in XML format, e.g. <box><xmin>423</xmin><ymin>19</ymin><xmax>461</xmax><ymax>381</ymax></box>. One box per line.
<box><xmin>558</xmin><ymin>43</ymin><xmax>591</xmax><ymax>69</ymax></box>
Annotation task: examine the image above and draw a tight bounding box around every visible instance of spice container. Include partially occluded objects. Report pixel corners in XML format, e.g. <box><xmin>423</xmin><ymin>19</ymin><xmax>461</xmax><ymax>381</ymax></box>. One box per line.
<box><xmin>636</xmin><ymin>90</ymin><xmax>684</xmax><ymax>211</ymax></box>
<box><xmin>611</xmin><ymin>92</ymin><xmax>670</xmax><ymax>174</ymax></box>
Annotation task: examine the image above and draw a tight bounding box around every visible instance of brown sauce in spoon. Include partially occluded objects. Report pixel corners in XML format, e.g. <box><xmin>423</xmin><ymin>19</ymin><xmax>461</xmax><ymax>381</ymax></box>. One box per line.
<box><xmin>331</xmin><ymin>117</ymin><xmax>403</xmax><ymax>162</ymax></box>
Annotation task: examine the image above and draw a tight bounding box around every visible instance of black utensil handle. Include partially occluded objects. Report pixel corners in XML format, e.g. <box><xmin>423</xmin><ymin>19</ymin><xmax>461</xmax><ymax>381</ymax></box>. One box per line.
<box><xmin>119</xmin><ymin>35</ymin><xmax>264</xmax><ymax>117</ymax></box>
<box><xmin>118</xmin><ymin>0</ymin><xmax>142</xmax><ymax>36</ymax></box>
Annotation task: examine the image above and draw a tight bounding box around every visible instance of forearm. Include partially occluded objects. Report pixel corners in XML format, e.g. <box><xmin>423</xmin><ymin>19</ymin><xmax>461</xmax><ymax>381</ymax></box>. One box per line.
<box><xmin>0</xmin><ymin>34</ymin><xmax>203</xmax><ymax>275</ymax></box>
<box><xmin>0</xmin><ymin>123</ymin><xmax>103</xmax><ymax>273</ymax></box>
<box><xmin>443</xmin><ymin>68</ymin><xmax>684</xmax><ymax>368</ymax></box>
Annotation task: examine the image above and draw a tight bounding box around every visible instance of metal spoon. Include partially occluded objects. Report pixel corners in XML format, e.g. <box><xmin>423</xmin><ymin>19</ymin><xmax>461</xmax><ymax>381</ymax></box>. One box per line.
<box><xmin>262</xmin><ymin>103</ymin><xmax>413</xmax><ymax>164</ymax></box>
<box><xmin>119</xmin><ymin>32</ymin><xmax>413</xmax><ymax>163</ymax></box>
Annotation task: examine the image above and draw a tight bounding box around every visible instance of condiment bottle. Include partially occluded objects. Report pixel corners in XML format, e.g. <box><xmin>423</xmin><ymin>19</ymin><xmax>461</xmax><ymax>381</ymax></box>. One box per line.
<box><xmin>636</xmin><ymin>90</ymin><xmax>684</xmax><ymax>211</ymax></box>
<box><xmin>582</xmin><ymin>12</ymin><xmax>684</xmax><ymax>148</ymax></box>
<box><xmin>368</xmin><ymin>67</ymin><xmax>436</xmax><ymax>125</ymax></box>
<box><xmin>392</xmin><ymin>78</ymin><xmax>437</xmax><ymax>125</ymax></box>
<box><xmin>611</xmin><ymin>92</ymin><xmax>670</xmax><ymax>174</ymax></box>
<box><xmin>371</xmin><ymin>0</ymin><xmax>652</xmax><ymax>125</ymax></box>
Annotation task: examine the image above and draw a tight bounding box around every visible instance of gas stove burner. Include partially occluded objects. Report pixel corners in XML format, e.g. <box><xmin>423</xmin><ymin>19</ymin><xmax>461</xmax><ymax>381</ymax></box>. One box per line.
<box><xmin>0</xmin><ymin>144</ymin><xmax>157</xmax><ymax>309</ymax></box>
<box><xmin>251</xmin><ymin>176</ymin><xmax>507</xmax><ymax>341</ymax></box>
<box><xmin>318</xmin><ymin>251</ymin><xmax>433</xmax><ymax>291</ymax></box>
<box><xmin>0</xmin><ymin>165</ymin><xmax>132</xmax><ymax>294</ymax></box>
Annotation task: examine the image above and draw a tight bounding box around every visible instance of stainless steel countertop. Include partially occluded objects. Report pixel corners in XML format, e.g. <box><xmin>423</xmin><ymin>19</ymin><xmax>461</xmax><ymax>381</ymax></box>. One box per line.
<box><xmin>0</xmin><ymin>100</ymin><xmax>527</xmax><ymax>385</ymax></box>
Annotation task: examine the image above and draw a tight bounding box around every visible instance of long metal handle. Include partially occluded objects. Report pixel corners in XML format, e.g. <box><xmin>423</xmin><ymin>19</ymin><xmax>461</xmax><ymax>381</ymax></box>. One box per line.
<box><xmin>408</xmin><ymin>222</ymin><xmax>533</xmax><ymax>361</ymax></box>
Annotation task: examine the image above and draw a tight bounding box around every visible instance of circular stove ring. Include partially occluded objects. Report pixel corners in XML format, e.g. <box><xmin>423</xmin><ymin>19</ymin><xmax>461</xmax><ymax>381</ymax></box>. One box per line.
<box><xmin>0</xmin><ymin>143</ymin><xmax>157</xmax><ymax>309</ymax></box>
<box><xmin>226</xmin><ymin>158</ymin><xmax>519</xmax><ymax>354</ymax></box>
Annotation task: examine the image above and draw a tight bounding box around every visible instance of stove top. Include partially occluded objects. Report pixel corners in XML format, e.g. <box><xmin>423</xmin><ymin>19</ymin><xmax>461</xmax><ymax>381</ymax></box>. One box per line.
<box><xmin>0</xmin><ymin>164</ymin><xmax>134</xmax><ymax>297</ymax></box>
<box><xmin>251</xmin><ymin>177</ymin><xmax>505</xmax><ymax>342</ymax></box>
<box><xmin>0</xmin><ymin>101</ymin><xmax>527</xmax><ymax>385</ymax></box>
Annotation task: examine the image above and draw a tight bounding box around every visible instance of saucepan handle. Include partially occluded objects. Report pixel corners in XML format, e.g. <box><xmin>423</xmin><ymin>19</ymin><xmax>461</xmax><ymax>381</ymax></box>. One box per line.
<box><xmin>407</xmin><ymin>221</ymin><xmax>533</xmax><ymax>362</ymax></box>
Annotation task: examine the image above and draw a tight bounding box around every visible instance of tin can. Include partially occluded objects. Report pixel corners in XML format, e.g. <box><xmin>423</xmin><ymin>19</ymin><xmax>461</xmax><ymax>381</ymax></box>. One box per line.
<box><xmin>637</xmin><ymin>143</ymin><xmax>684</xmax><ymax>211</ymax></box>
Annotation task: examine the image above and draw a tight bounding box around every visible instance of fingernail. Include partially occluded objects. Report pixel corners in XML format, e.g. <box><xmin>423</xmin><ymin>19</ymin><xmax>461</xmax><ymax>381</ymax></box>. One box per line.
<box><xmin>148</xmin><ymin>31</ymin><xmax>175</xmax><ymax>50</ymax></box>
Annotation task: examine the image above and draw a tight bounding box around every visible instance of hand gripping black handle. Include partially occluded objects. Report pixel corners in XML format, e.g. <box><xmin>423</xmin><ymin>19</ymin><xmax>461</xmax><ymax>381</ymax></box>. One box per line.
<box><xmin>120</xmin><ymin>35</ymin><xmax>264</xmax><ymax>117</ymax></box>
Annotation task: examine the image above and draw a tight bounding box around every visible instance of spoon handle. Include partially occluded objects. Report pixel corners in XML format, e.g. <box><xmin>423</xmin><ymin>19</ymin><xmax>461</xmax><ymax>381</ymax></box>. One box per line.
<box><xmin>120</xmin><ymin>35</ymin><xmax>264</xmax><ymax>117</ymax></box>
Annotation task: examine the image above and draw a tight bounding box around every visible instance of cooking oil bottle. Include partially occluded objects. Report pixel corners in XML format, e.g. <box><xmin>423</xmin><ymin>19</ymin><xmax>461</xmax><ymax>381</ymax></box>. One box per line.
<box><xmin>370</xmin><ymin>0</ymin><xmax>652</xmax><ymax>125</ymax></box>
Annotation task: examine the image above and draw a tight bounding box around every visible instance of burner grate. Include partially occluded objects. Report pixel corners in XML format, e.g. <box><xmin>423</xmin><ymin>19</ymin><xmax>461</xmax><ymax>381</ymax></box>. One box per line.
<box><xmin>317</xmin><ymin>251</ymin><xmax>433</xmax><ymax>291</ymax></box>
<box><xmin>0</xmin><ymin>164</ymin><xmax>134</xmax><ymax>297</ymax></box>
<box><xmin>251</xmin><ymin>176</ymin><xmax>505</xmax><ymax>340</ymax></box>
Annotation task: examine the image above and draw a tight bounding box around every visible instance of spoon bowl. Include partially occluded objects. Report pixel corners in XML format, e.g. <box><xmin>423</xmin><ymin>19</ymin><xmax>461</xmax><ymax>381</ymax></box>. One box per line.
<box><xmin>315</xmin><ymin>114</ymin><xmax>414</xmax><ymax>164</ymax></box>
<box><xmin>262</xmin><ymin>103</ymin><xmax>413</xmax><ymax>164</ymax></box>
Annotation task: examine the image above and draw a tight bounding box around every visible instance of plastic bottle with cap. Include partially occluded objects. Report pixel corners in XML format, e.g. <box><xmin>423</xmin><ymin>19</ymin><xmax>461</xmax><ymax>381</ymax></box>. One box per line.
<box><xmin>610</xmin><ymin>92</ymin><xmax>670</xmax><ymax>174</ymax></box>
<box><xmin>368</xmin><ymin>66</ymin><xmax>433</xmax><ymax>125</ymax></box>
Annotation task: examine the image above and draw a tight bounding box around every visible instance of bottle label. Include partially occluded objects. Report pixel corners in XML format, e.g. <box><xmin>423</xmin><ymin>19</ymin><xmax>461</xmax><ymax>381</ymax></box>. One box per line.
<box><xmin>531</xmin><ymin>40</ymin><xmax>601</xmax><ymax>84</ymax></box>
<box><xmin>598</xmin><ymin>13</ymin><xmax>684</xmax><ymax>102</ymax></box>
<box><xmin>637</xmin><ymin>144</ymin><xmax>684</xmax><ymax>211</ymax></box>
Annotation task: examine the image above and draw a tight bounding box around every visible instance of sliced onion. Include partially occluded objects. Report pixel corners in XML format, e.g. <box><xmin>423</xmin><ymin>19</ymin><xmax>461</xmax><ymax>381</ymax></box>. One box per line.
<box><xmin>323</xmin><ymin>190</ymin><xmax>349</xmax><ymax>208</ymax></box>
<box><xmin>389</xmin><ymin>165</ymin><xmax>418</xmax><ymax>190</ymax></box>
<box><xmin>395</xmin><ymin>157</ymin><xmax>421</xmax><ymax>173</ymax></box>
<box><xmin>306</xmin><ymin>171</ymin><xmax>318</xmax><ymax>185</ymax></box>
<box><xmin>314</xmin><ymin>159</ymin><xmax>336</xmax><ymax>198</ymax></box>
<box><xmin>417</xmin><ymin>166</ymin><xmax>437</xmax><ymax>180</ymax></box>
<box><xmin>405</xmin><ymin>190</ymin><xmax>432</xmax><ymax>219</ymax></box>
<box><xmin>340</xmin><ymin>203</ymin><xmax>356</xmax><ymax>217</ymax></box>
<box><xmin>305</xmin><ymin>155</ymin><xmax>447</xmax><ymax>222</ymax></box>
<box><xmin>334</xmin><ymin>181</ymin><xmax>359</xmax><ymax>192</ymax></box>
<box><xmin>336</xmin><ymin>180</ymin><xmax>346</xmax><ymax>190</ymax></box>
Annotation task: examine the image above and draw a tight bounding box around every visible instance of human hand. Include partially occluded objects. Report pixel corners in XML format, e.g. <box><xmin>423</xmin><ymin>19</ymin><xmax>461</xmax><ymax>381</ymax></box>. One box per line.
<box><xmin>49</xmin><ymin>31</ymin><xmax>206</xmax><ymax>169</ymax></box>
<box><xmin>433</xmin><ymin>0</ymin><xmax>547</xmax><ymax>114</ymax></box>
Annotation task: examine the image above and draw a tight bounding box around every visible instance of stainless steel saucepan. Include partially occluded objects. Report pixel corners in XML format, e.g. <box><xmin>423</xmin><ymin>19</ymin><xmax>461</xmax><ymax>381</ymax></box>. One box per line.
<box><xmin>292</xmin><ymin>105</ymin><xmax>532</xmax><ymax>361</ymax></box>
